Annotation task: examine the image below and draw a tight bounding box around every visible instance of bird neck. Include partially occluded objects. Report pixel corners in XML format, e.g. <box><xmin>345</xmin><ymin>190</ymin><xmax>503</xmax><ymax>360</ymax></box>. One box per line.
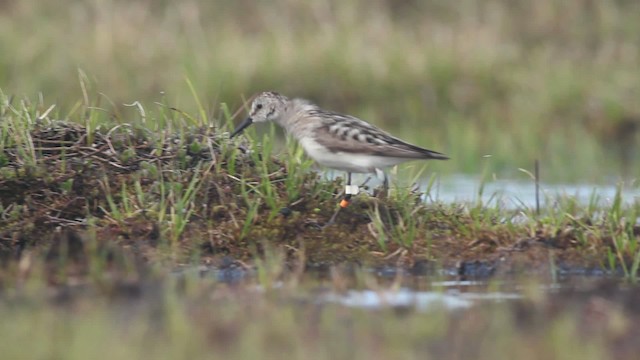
<box><xmin>275</xmin><ymin>98</ymin><xmax>317</xmax><ymax>138</ymax></box>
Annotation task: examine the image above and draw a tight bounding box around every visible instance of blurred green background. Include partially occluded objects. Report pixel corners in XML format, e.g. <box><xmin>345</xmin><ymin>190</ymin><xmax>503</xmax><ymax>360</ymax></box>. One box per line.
<box><xmin>1</xmin><ymin>0</ymin><xmax>639</xmax><ymax>182</ymax></box>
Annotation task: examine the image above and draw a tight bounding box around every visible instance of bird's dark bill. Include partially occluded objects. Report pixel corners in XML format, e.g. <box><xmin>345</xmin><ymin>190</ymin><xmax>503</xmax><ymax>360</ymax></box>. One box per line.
<box><xmin>230</xmin><ymin>117</ymin><xmax>253</xmax><ymax>138</ymax></box>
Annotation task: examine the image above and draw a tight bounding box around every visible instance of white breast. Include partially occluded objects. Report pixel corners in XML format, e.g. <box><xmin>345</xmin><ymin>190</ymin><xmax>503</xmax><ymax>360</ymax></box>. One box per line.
<box><xmin>298</xmin><ymin>137</ymin><xmax>406</xmax><ymax>173</ymax></box>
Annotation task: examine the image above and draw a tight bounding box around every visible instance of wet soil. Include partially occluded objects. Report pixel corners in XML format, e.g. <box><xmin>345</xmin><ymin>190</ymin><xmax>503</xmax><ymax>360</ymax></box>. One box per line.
<box><xmin>0</xmin><ymin>120</ymin><xmax>635</xmax><ymax>278</ymax></box>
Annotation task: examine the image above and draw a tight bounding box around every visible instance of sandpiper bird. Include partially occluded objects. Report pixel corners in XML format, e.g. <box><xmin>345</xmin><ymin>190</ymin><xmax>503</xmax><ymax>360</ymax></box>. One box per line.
<box><xmin>231</xmin><ymin>91</ymin><xmax>448</xmax><ymax>224</ymax></box>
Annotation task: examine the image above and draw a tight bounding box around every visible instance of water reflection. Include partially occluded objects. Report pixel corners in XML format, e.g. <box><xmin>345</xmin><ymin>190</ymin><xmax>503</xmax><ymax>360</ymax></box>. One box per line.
<box><xmin>321</xmin><ymin>287</ymin><xmax>522</xmax><ymax>311</ymax></box>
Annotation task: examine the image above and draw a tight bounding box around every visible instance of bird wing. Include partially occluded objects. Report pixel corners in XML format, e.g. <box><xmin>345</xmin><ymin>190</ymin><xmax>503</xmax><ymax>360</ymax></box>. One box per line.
<box><xmin>309</xmin><ymin>110</ymin><xmax>448</xmax><ymax>160</ymax></box>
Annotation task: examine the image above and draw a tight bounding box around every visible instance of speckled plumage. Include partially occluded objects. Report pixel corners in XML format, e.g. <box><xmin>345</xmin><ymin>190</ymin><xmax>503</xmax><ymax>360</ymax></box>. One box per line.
<box><xmin>231</xmin><ymin>91</ymin><xmax>448</xmax><ymax>175</ymax></box>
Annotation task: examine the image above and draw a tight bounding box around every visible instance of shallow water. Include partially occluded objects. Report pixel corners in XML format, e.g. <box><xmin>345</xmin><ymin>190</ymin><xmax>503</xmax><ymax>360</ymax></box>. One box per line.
<box><xmin>326</xmin><ymin>172</ymin><xmax>640</xmax><ymax>209</ymax></box>
<box><xmin>177</xmin><ymin>265</ymin><xmax>621</xmax><ymax>312</ymax></box>
<box><xmin>321</xmin><ymin>284</ymin><xmax>522</xmax><ymax>311</ymax></box>
<box><xmin>431</xmin><ymin>175</ymin><xmax>640</xmax><ymax>209</ymax></box>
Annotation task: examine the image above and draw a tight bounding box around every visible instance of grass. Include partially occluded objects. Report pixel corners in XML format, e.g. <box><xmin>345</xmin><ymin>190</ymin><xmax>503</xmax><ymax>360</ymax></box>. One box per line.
<box><xmin>2</xmin><ymin>90</ymin><xmax>639</xmax><ymax>277</ymax></box>
<box><xmin>1</xmin><ymin>92</ymin><xmax>640</xmax><ymax>358</ymax></box>
<box><xmin>1</xmin><ymin>0</ymin><xmax>640</xmax><ymax>181</ymax></box>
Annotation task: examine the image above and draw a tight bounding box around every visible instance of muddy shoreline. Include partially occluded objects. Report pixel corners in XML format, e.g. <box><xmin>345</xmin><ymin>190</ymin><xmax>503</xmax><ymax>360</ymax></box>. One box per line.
<box><xmin>0</xmin><ymin>121</ymin><xmax>637</xmax><ymax>279</ymax></box>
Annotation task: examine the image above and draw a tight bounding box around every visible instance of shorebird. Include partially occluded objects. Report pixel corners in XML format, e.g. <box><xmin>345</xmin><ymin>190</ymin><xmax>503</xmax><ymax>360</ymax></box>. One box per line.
<box><xmin>230</xmin><ymin>91</ymin><xmax>448</xmax><ymax>224</ymax></box>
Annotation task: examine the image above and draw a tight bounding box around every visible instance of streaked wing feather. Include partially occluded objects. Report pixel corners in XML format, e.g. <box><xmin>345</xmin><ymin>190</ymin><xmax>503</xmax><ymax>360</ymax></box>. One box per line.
<box><xmin>309</xmin><ymin>110</ymin><xmax>448</xmax><ymax>160</ymax></box>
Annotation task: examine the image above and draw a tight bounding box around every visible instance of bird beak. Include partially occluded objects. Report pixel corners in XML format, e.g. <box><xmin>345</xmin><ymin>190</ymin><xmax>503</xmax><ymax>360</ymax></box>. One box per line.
<box><xmin>230</xmin><ymin>117</ymin><xmax>253</xmax><ymax>138</ymax></box>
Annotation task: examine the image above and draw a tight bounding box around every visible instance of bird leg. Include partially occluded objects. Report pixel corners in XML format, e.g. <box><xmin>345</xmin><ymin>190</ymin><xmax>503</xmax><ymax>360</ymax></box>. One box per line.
<box><xmin>359</xmin><ymin>176</ymin><xmax>372</xmax><ymax>188</ymax></box>
<box><xmin>374</xmin><ymin>168</ymin><xmax>389</xmax><ymax>197</ymax></box>
<box><xmin>324</xmin><ymin>172</ymin><xmax>354</xmax><ymax>227</ymax></box>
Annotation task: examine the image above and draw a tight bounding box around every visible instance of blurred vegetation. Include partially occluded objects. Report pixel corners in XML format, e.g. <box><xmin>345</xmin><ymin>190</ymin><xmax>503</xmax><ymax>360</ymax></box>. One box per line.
<box><xmin>1</xmin><ymin>0</ymin><xmax>640</xmax><ymax>180</ymax></box>
<box><xmin>0</xmin><ymin>266</ymin><xmax>634</xmax><ymax>360</ymax></box>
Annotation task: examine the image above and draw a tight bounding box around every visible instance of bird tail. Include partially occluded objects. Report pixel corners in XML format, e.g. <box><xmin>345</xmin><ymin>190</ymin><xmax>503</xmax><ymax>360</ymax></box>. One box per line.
<box><xmin>423</xmin><ymin>149</ymin><xmax>449</xmax><ymax>160</ymax></box>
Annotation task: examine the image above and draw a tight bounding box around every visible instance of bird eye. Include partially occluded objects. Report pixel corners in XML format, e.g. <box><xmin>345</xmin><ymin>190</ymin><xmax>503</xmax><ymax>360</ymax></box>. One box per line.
<box><xmin>256</xmin><ymin>104</ymin><xmax>263</xmax><ymax>110</ymax></box>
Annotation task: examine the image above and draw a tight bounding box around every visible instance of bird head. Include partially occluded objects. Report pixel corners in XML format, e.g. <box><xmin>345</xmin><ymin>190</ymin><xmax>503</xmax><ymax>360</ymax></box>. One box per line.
<box><xmin>230</xmin><ymin>91</ymin><xmax>288</xmax><ymax>138</ymax></box>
